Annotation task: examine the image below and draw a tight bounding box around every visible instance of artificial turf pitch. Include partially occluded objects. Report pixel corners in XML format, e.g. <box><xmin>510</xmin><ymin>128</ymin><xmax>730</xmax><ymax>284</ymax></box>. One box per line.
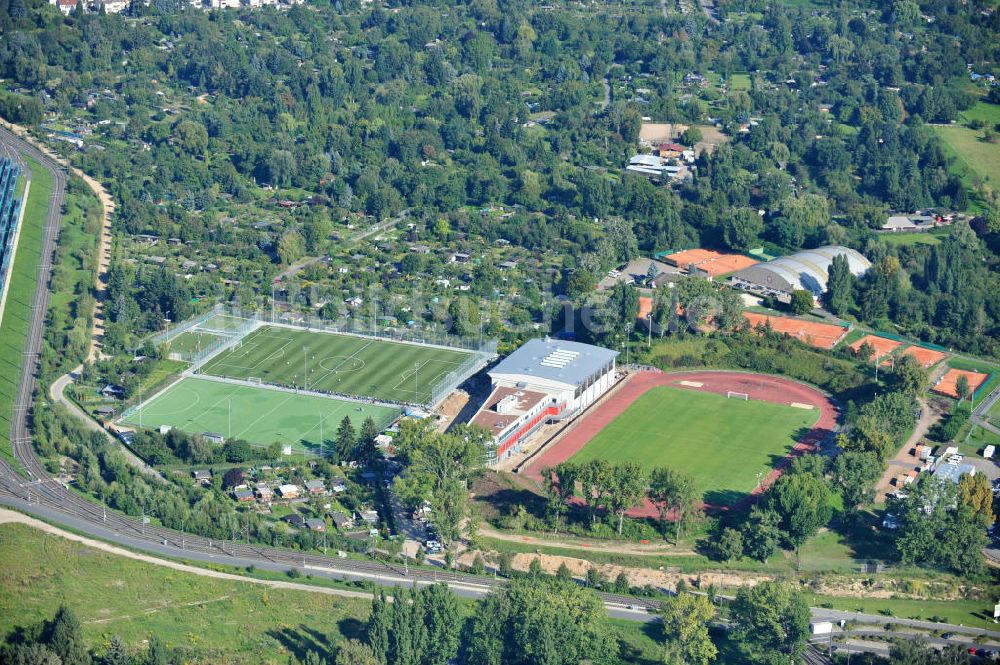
<box><xmin>197</xmin><ymin>325</ymin><xmax>473</xmax><ymax>403</ymax></box>
<box><xmin>166</xmin><ymin>330</ymin><xmax>228</xmax><ymax>356</ymax></box>
<box><xmin>120</xmin><ymin>377</ymin><xmax>399</xmax><ymax>453</ymax></box>
<box><xmin>570</xmin><ymin>386</ymin><xmax>820</xmax><ymax>506</ymax></box>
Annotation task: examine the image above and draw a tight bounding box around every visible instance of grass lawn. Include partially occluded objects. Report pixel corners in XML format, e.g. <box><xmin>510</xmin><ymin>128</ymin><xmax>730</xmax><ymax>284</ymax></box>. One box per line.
<box><xmin>965</xmin><ymin>425</ymin><xmax>1000</xmax><ymax>455</ymax></box>
<box><xmin>728</xmin><ymin>73</ymin><xmax>751</xmax><ymax>91</ymax></box>
<box><xmin>119</xmin><ymin>376</ymin><xmax>399</xmax><ymax>453</ymax></box>
<box><xmin>0</xmin><ymin>156</ymin><xmax>50</xmax><ymax>468</ymax></box>
<box><xmin>570</xmin><ymin>387</ymin><xmax>819</xmax><ymax>506</ymax></box>
<box><xmin>0</xmin><ymin>523</ymin><xmax>372</xmax><ymax>663</ymax></box>
<box><xmin>804</xmin><ymin>593</ymin><xmax>993</xmax><ymax>627</ymax></box>
<box><xmin>934</xmin><ymin>124</ymin><xmax>1000</xmax><ymax>191</ymax></box>
<box><xmin>166</xmin><ymin>329</ymin><xmax>230</xmax><ymax>356</ymax></box>
<box><xmin>0</xmin><ymin>522</ymin><xmax>673</xmax><ymax>664</ymax></box>
<box><xmin>878</xmin><ymin>231</ymin><xmax>945</xmax><ymax>247</ymax></box>
<box><xmin>199</xmin><ymin>325</ymin><xmax>475</xmax><ymax>404</ymax></box>
<box><xmin>960</xmin><ymin>101</ymin><xmax>1000</xmax><ymax>127</ymax></box>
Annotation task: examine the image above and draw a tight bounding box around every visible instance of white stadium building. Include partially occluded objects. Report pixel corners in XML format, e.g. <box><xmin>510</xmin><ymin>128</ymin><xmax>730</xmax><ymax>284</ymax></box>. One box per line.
<box><xmin>471</xmin><ymin>338</ymin><xmax>618</xmax><ymax>465</ymax></box>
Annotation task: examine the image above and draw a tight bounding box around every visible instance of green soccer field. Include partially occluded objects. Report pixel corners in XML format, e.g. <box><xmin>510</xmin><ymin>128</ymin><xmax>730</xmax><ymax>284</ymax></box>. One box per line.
<box><xmin>570</xmin><ymin>387</ymin><xmax>820</xmax><ymax>506</ymax></box>
<box><xmin>197</xmin><ymin>325</ymin><xmax>474</xmax><ymax>403</ymax></box>
<box><xmin>120</xmin><ymin>377</ymin><xmax>400</xmax><ymax>453</ymax></box>
<box><xmin>166</xmin><ymin>330</ymin><xmax>228</xmax><ymax>356</ymax></box>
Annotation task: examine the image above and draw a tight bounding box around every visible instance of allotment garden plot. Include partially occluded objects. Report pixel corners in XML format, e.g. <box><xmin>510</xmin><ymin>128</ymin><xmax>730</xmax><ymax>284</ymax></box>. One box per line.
<box><xmin>120</xmin><ymin>377</ymin><xmax>398</xmax><ymax>454</ymax></box>
<box><xmin>196</xmin><ymin>325</ymin><xmax>476</xmax><ymax>404</ymax></box>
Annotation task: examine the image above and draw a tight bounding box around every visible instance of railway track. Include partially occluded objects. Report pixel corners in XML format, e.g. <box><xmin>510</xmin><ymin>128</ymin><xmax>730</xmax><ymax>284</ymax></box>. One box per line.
<box><xmin>0</xmin><ymin>125</ymin><xmax>660</xmax><ymax>617</ymax></box>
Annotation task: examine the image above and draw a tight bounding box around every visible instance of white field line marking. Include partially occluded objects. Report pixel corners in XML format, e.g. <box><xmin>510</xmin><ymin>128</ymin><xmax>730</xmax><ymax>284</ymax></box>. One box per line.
<box><xmin>307</xmin><ymin>339</ymin><xmax>374</xmax><ymax>389</ymax></box>
<box><xmin>234</xmin><ymin>391</ymin><xmax>296</xmax><ymax>441</ymax></box>
<box><xmin>136</xmin><ymin>386</ymin><xmax>203</xmax><ymax>420</ymax></box>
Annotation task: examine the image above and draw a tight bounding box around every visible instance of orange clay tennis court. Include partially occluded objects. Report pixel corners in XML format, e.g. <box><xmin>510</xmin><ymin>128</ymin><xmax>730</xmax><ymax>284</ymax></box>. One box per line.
<box><xmin>663</xmin><ymin>249</ymin><xmax>760</xmax><ymax>276</ymax></box>
<box><xmin>848</xmin><ymin>335</ymin><xmax>902</xmax><ymax>360</ymax></box>
<box><xmin>742</xmin><ymin>312</ymin><xmax>849</xmax><ymax>350</ymax></box>
<box><xmin>933</xmin><ymin>368</ymin><xmax>988</xmax><ymax>398</ymax></box>
<box><xmin>896</xmin><ymin>346</ymin><xmax>948</xmax><ymax>368</ymax></box>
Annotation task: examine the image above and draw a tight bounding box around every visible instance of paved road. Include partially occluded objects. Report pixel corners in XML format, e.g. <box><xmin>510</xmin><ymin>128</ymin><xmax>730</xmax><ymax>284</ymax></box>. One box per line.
<box><xmin>49</xmin><ymin>367</ymin><xmax>166</xmax><ymax>483</ymax></box>
<box><xmin>972</xmin><ymin>379</ymin><xmax>1000</xmax><ymax>436</ymax></box>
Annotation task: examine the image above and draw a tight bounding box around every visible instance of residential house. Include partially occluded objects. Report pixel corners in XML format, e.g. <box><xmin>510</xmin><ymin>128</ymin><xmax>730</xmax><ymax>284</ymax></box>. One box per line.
<box><xmin>331</xmin><ymin>477</ymin><xmax>347</xmax><ymax>493</ymax></box>
<box><xmin>277</xmin><ymin>484</ymin><xmax>301</xmax><ymax>499</ymax></box>
<box><xmin>282</xmin><ymin>514</ymin><xmax>305</xmax><ymax>528</ymax></box>
<box><xmin>234</xmin><ymin>488</ymin><xmax>255</xmax><ymax>503</ymax></box>
<box><xmin>93</xmin><ymin>406</ymin><xmax>116</xmax><ymax>418</ymax></box>
<box><xmin>305</xmin><ymin>518</ymin><xmax>327</xmax><ymax>531</ymax></box>
<box><xmin>101</xmin><ymin>384</ymin><xmax>125</xmax><ymax>399</ymax></box>
<box><xmin>305</xmin><ymin>479</ymin><xmax>327</xmax><ymax>495</ymax></box>
<box><xmin>358</xmin><ymin>509</ymin><xmax>379</xmax><ymax>526</ymax></box>
<box><xmin>192</xmin><ymin>470</ymin><xmax>212</xmax><ymax>485</ymax></box>
<box><xmin>330</xmin><ymin>511</ymin><xmax>353</xmax><ymax>529</ymax></box>
<box><xmin>255</xmin><ymin>485</ymin><xmax>274</xmax><ymax>502</ymax></box>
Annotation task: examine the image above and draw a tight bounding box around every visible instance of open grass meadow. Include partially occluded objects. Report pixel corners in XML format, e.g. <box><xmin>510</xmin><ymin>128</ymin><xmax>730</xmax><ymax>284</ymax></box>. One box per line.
<box><xmin>569</xmin><ymin>386</ymin><xmax>819</xmax><ymax>506</ymax></box>
<box><xmin>878</xmin><ymin>230</ymin><xmax>945</xmax><ymax>247</ymax></box>
<box><xmin>0</xmin><ymin>522</ymin><xmax>373</xmax><ymax>663</ymax></box>
<box><xmin>0</xmin><ymin>156</ymin><xmax>50</xmax><ymax>468</ymax></box>
<box><xmin>198</xmin><ymin>326</ymin><xmax>474</xmax><ymax>404</ymax></box>
<box><xmin>0</xmin><ymin>522</ymin><xmax>673</xmax><ymax>664</ymax></box>
<box><xmin>120</xmin><ymin>377</ymin><xmax>399</xmax><ymax>453</ymax></box>
<box><xmin>934</xmin><ymin>102</ymin><xmax>1000</xmax><ymax>203</ymax></box>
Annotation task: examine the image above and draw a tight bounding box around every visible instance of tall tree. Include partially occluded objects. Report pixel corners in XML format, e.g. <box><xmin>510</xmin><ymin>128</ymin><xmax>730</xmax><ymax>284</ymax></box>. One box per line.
<box><xmin>604</xmin><ymin>461</ymin><xmax>648</xmax><ymax>535</ymax></box>
<box><xmin>102</xmin><ymin>636</ymin><xmax>130</xmax><ymax>665</ymax></box>
<box><xmin>542</xmin><ymin>463</ymin><xmax>578</xmax><ymax>531</ymax></box>
<box><xmin>335</xmin><ymin>416</ymin><xmax>356</xmax><ymax>462</ymax></box>
<box><xmin>888</xmin><ymin>353</ymin><xmax>926</xmax><ymax>396</ymax></box>
<box><xmin>367</xmin><ymin>589</ymin><xmax>389</xmax><ymax>664</ymax></box>
<box><xmin>463</xmin><ymin>578</ymin><xmax>614</xmax><ymax>665</ymax></box>
<box><xmin>649</xmin><ymin>467</ymin><xmax>699</xmax><ymax>543</ymax></box>
<box><xmin>768</xmin><ymin>471</ymin><xmax>832</xmax><ymax>568</ymax></box>
<box><xmin>823</xmin><ymin>253</ymin><xmax>855</xmax><ymax>315</ymax></box>
<box><xmin>660</xmin><ymin>592</ymin><xmax>718</xmax><ymax>665</ymax></box>
<box><xmin>43</xmin><ymin>606</ymin><xmax>91</xmax><ymax>665</ymax></box>
<box><xmin>832</xmin><ymin>451</ymin><xmax>882</xmax><ymax>513</ymax></box>
<box><xmin>741</xmin><ymin>506</ymin><xmax>781</xmax><ymax>563</ymax></box>
<box><xmin>337</xmin><ymin>640</ymin><xmax>379</xmax><ymax>665</ymax></box>
<box><xmin>356</xmin><ymin>417</ymin><xmax>381</xmax><ymax>465</ymax></box>
<box><xmin>958</xmin><ymin>473</ymin><xmax>994</xmax><ymax>525</ymax></box>
<box><xmin>730</xmin><ymin>582</ymin><xmax>810</xmax><ymax>665</ymax></box>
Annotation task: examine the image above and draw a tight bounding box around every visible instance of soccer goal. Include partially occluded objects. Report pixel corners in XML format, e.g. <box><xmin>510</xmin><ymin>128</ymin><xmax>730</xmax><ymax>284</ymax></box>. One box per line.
<box><xmin>727</xmin><ymin>391</ymin><xmax>749</xmax><ymax>400</ymax></box>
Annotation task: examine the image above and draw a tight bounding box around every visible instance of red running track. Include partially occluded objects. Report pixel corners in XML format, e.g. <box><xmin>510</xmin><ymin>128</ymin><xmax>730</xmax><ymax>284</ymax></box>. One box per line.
<box><xmin>521</xmin><ymin>371</ymin><xmax>839</xmax><ymax>516</ymax></box>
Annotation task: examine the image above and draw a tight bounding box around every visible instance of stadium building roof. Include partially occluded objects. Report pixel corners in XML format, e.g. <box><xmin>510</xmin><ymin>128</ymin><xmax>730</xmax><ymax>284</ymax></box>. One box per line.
<box><xmin>732</xmin><ymin>245</ymin><xmax>870</xmax><ymax>296</ymax></box>
<box><xmin>488</xmin><ymin>338</ymin><xmax>618</xmax><ymax>388</ymax></box>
